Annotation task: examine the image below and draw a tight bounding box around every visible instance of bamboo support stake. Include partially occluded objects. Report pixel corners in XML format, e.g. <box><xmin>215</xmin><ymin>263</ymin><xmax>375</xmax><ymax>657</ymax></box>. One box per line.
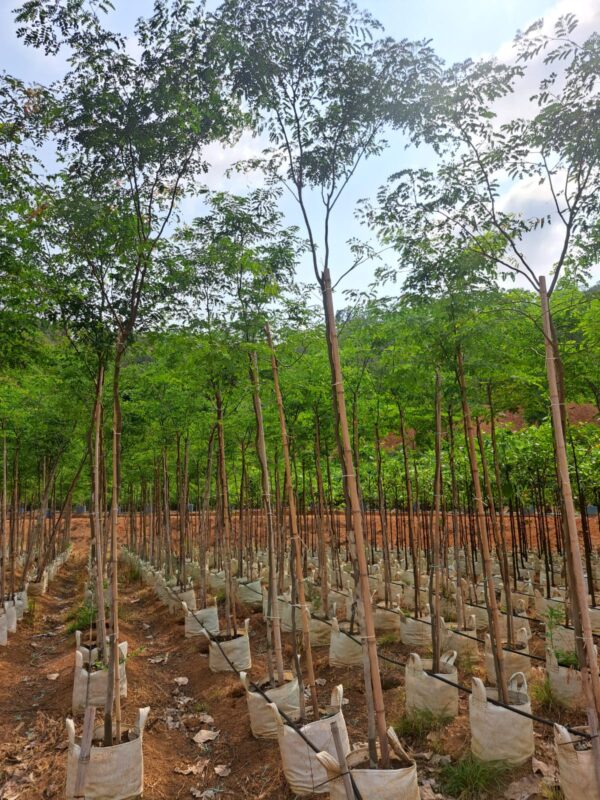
<box><xmin>265</xmin><ymin>323</ymin><xmax>319</xmax><ymax>720</ymax></box>
<box><xmin>332</xmin><ymin>720</ymin><xmax>357</xmax><ymax>800</ymax></box>
<box><xmin>456</xmin><ymin>348</ymin><xmax>508</xmax><ymax>704</ymax></box>
<box><xmin>539</xmin><ymin>275</ymin><xmax>600</xmax><ymax>782</ymax></box>
<box><xmin>431</xmin><ymin>370</ymin><xmax>442</xmax><ymax>674</ymax></box>
<box><xmin>73</xmin><ymin>705</ymin><xmax>96</xmax><ymax>800</ymax></box>
<box><xmin>249</xmin><ymin>351</ymin><xmax>284</xmax><ymax>684</ymax></box>
<box><xmin>319</xmin><ymin>267</ymin><xmax>389</xmax><ymax>765</ymax></box>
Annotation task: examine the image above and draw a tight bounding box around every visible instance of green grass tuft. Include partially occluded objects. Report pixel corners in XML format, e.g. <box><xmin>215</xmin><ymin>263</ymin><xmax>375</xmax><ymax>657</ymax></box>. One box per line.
<box><xmin>555</xmin><ymin>649</ymin><xmax>579</xmax><ymax>669</ymax></box>
<box><xmin>531</xmin><ymin>675</ymin><xmax>564</xmax><ymax>716</ymax></box>
<box><xmin>65</xmin><ymin>602</ymin><xmax>95</xmax><ymax>634</ymax></box>
<box><xmin>440</xmin><ymin>755</ymin><xmax>511</xmax><ymax>799</ymax></box>
<box><xmin>393</xmin><ymin>708</ymin><xmax>452</xmax><ymax>743</ymax></box>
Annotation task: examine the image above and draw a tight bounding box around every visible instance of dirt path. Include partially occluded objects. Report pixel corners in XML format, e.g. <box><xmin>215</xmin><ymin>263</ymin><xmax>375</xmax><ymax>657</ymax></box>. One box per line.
<box><xmin>0</xmin><ymin>521</ymin><xmax>379</xmax><ymax>799</ymax></box>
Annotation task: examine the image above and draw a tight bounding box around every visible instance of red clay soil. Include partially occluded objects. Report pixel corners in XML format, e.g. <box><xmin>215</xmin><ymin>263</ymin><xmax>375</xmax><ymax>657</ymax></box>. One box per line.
<box><xmin>0</xmin><ymin>517</ymin><xmax>587</xmax><ymax>799</ymax></box>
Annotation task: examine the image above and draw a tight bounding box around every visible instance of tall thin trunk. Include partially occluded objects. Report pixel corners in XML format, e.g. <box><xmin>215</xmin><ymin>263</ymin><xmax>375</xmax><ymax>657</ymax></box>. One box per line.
<box><xmin>456</xmin><ymin>347</ymin><xmax>508</xmax><ymax>703</ymax></box>
<box><xmin>248</xmin><ymin>350</ymin><xmax>284</xmax><ymax>684</ymax></box>
<box><xmin>317</xmin><ymin>269</ymin><xmax>388</xmax><ymax>764</ymax></box>
<box><xmin>540</xmin><ymin>276</ymin><xmax>600</xmax><ymax>781</ymax></box>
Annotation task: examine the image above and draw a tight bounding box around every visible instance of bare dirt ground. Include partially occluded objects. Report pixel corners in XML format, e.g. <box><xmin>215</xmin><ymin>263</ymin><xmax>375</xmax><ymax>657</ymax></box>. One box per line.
<box><xmin>0</xmin><ymin>517</ymin><xmax>587</xmax><ymax>800</ymax></box>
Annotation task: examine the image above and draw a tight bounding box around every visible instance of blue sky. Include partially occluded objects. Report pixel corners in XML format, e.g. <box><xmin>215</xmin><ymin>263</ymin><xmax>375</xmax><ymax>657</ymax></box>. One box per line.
<box><xmin>2</xmin><ymin>0</ymin><xmax>596</xmax><ymax>298</ymax></box>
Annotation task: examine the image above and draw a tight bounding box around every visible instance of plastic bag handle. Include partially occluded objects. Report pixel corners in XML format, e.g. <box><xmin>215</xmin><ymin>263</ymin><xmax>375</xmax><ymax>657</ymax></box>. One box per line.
<box><xmin>441</xmin><ymin>650</ymin><xmax>457</xmax><ymax>667</ymax></box>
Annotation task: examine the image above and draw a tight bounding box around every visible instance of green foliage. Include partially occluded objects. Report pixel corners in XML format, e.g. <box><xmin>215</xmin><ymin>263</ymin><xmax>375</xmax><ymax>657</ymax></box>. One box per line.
<box><xmin>531</xmin><ymin>676</ymin><xmax>564</xmax><ymax>716</ymax></box>
<box><xmin>440</xmin><ymin>755</ymin><xmax>511</xmax><ymax>800</ymax></box>
<box><xmin>66</xmin><ymin>602</ymin><xmax>95</xmax><ymax>634</ymax></box>
<box><xmin>393</xmin><ymin>708</ymin><xmax>452</xmax><ymax>743</ymax></box>
<box><xmin>555</xmin><ymin>650</ymin><xmax>579</xmax><ymax>669</ymax></box>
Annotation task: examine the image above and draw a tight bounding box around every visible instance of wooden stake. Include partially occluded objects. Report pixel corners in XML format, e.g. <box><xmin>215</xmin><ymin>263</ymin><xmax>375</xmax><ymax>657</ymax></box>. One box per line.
<box><xmin>539</xmin><ymin>275</ymin><xmax>600</xmax><ymax>782</ymax></box>
<box><xmin>265</xmin><ymin>323</ymin><xmax>319</xmax><ymax>720</ymax></box>
<box><xmin>73</xmin><ymin>705</ymin><xmax>96</xmax><ymax>800</ymax></box>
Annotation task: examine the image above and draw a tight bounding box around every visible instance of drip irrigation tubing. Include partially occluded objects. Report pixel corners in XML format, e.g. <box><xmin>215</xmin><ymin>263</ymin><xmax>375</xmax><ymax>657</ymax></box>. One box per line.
<box><xmin>133</xmin><ymin>553</ymin><xmax>595</xmax><ymax>745</ymax></box>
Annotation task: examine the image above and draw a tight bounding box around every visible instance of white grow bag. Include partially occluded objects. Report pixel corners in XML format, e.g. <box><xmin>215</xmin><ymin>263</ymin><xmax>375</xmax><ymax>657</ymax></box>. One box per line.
<box><xmin>72</xmin><ymin>643</ymin><xmax>128</xmax><ymax>713</ymax></box>
<box><xmin>240</xmin><ymin>672</ymin><xmax>301</xmax><ymax>738</ymax></box>
<box><xmin>485</xmin><ymin>627</ymin><xmax>531</xmax><ymax>685</ymax></box>
<box><xmin>373</xmin><ymin>602</ymin><xmax>402</xmax><ymax>634</ymax></box>
<box><xmin>270</xmin><ymin>685</ymin><xmax>350</xmax><ymax>796</ymax></box>
<box><xmin>206</xmin><ymin>618</ymin><xmax>251</xmax><ymax>673</ymax></box>
<box><xmin>329</xmin><ymin>617</ymin><xmax>363</xmax><ymax>668</ymax></box>
<box><xmin>405</xmin><ymin>650</ymin><xmax>459</xmax><ymax>717</ymax></box>
<box><xmin>65</xmin><ymin>706</ymin><xmax>149</xmax><ymax>800</ymax></box>
<box><xmin>176</xmin><ymin>587</ymin><xmax>196</xmax><ymax>612</ymax></box>
<box><xmin>237</xmin><ymin>579</ymin><xmax>262</xmax><ymax>608</ymax></box>
<box><xmin>555</xmin><ymin>724</ymin><xmax>600</xmax><ymax>800</ymax></box>
<box><xmin>309</xmin><ymin>615</ymin><xmax>331</xmax><ymax>647</ymax></box>
<box><xmin>4</xmin><ymin>601</ymin><xmax>17</xmax><ymax>633</ymax></box>
<box><xmin>469</xmin><ymin>673</ymin><xmax>534</xmax><ymax>766</ymax></box>
<box><xmin>442</xmin><ymin>615</ymin><xmax>479</xmax><ymax>658</ymax></box>
<box><xmin>182</xmin><ymin>602</ymin><xmax>219</xmax><ymax>638</ymax></box>
<box><xmin>28</xmin><ymin>571</ymin><xmax>48</xmax><ymax>596</ymax></box>
<box><xmin>208</xmin><ymin>570</ymin><xmax>226</xmax><ymax>593</ymax></box>
<box><xmin>399</xmin><ymin>612</ymin><xmax>432</xmax><ymax>648</ymax></box>
<box><xmin>0</xmin><ymin>612</ymin><xmax>7</xmax><ymax>646</ymax></box>
<box><xmin>546</xmin><ymin>649</ymin><xmax>586</xmax><ymax>710</ymax></box>
<box><xmin>315</xmin><ymin>728</ymin><xmax>420</xmax><ymax>800</ymax></box>
<box><xmin>75</xmin><ymin>629</ymin><xmax>102</xmax><ymax>666</ymax></box>
<box><xmin>549</xmin><ymin>624</ymin><xmax>576</xmax><ymax>654</ymax></box>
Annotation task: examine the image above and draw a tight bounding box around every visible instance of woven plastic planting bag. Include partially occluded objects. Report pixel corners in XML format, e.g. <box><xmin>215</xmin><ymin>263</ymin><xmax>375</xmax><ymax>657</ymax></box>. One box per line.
<box><xmin>72</xmin><ymin>643</ymin><xmax>128</xmax><ymax>713</ymax></box>
<box><xmin>176</xmin><ymin>586</ymin><xmax>196</xmax><ymax>612</ymax></box>
<box><xmin>327</xmin><ymin>587</ymin><xmax>351</xmax><ymax>620</ymax></box>
<box><xmin>75</xmin><ymin>629</ymin><xmax>100</xmax><ymax>666</ymax></box>
<box><xmin>65</xmin><ymin>706</ymin><xmax>149</xmax><ymax>800</ymax></box>
<box><xmin>208</xmin><ymin>570</ymin><xmax>226</xmax><ymax>593</ymax></box>
<box><xmin>0</xmin><ymin>611</ymin><xmax>7</xmax><ymax>645</ymax></box>
<box><xmin>240</xmin><ymin>671</ymin><xmax>301</xmax><ymax>739</ymax></box>
<box><xmin>372</xmin><ymin>600</ymin><xmax>402</xmax><ymax>634</ymax></box>
<box><xmin>237</xmin><ymin>579</ymin><xmax>263</xmax><ymax>609</ymax></box>
<box><xmin>28</xmin><ymin>571</ymin><xmax>48</xmax><ymax>596</ymax></box>
<box><xmin>441</xmin><ymin>615</ymin><xmax>479</xmax><ymax>658</ymax></box>
<box><xmin>464</xmin><ymin>602</ymin><xmax>490</xmax><ymax>629</ymax></box>
<box><xmin>469</xmin><ymin>673</ymin><xmax>534</xmax><ymax>766</ymax></box>
<box><xmin>498</xmin><ymin>603</ymin><xmax>532</xmax><ymax>640</ymax></box>
<box><xmin>405</xmin><ymin>650</ymin><xmax>459</xmax><ymax>717</ymax></box>
<box><xmin>270</xmin><ymin>684</ymin><xmax>350</xmax><ymax>796</ymax></box>
<box><xmin>4</xmin><ymin>601</ymin><xmax>17</xmax><ymax>633</ymax></box>
<box><xmin>485</xmin><ymin>626</ymin><xmax>531</xmax><ymax>685</ymax></box>
<box><xmin>182</xmin><ymin>602</ymin><xmax>219</xmax><ymax>638</ymax></box>
<box><xmin>329</xmin><ymin>617</ymin><xmax>363</xmax><ymax>668</ymax></box>
<box><xmin>206</xmin><ymin>618</ymin><xmax>251</xmax><ymax>673</ymax></box>
<box><xmin>315</xmin><ymin>727</ymin><xmax>420</xmax><ymax>800</ymax></box>
<box><xmin>309</xmin><ymin>615</ymin><xmax>331</xmax><ymax>647</ymax></box>
<box><xmin>550</xmin><ymin>624</ymin><xmax>576</xmax><ymax>654</ymax></box>
<box><xmin>398</xmin><ymin>611</ymin><xmax>432</xmax><ymax>648</ymax></box>
<box><xmin>554</xmin><ymin>724</ymin><xmax>600</xmax><ymax>800</ymax></box>
<box><xmin>546</xmin><ymin>649</ymin><xmax>586</xmax><ymax>710</ymax></box>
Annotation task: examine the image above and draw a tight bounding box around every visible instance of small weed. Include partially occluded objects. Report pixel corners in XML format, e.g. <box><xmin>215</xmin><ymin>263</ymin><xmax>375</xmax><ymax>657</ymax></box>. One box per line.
<box><xmin>540</xmin><ymin>784</ymin><xmax>564</xmax><ymax>800</ymax></box>
<box><xmin>393</xmin><ymin>708</ymin><xmax>452</xmax><ymax>743</ymax></box>
<box><xmin>378</xmin><ymin>633</ymin><xmax>397</xmax><ymax>648</ymax></box>
<box><xmin>215</xmin><ymin>589</ymin><xmax>226</xmax><ymax>604</ymax></box>
<box><xmin>440</xmin><ymin>755</ymin><xmax>511</xmax><ymax>799</ymax></box>
<box><xmin>123</xmin><ymin>562</ymin><xmax>142</xmax><ymax>584</ymax></box>
<box><xmin>531</xmin><ymin>676</ymin><xmax>564</xmax><ymax>717</ymax></box>
<box><xmin>457</xmin><ymin>652</ymin><xmax>478</xmax><ymax>676</ymax></box>
<box><xmin>555</xmin><ymin>650</ymin><xmax>579</xmax><ymax>669</ymax></box>
<box><xmin>193</xmin><ymin>701</ymin><xmax>209</xmax><ymax>713</ymax></box>
<box><xmin>66</xmin><ymin>602</ymin><xmax>95</xmax><ymax>634</ymax></box>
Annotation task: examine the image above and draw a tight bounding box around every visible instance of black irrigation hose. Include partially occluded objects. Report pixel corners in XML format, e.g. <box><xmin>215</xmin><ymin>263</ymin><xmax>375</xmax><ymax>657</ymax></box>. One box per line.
<box><xmin>295</xmin><ymin>605</ymin><xmax>594</xmax><ymax>742</ymax></box>
<box><xmin>140</xmin><ymin>556</ymin><xmax>595</xmax><ymax>749</ymax></box>
<box><xmin>161</xmin><ymin>577</ymin><xmax>365</xmax><ymax>800</ymax></box>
